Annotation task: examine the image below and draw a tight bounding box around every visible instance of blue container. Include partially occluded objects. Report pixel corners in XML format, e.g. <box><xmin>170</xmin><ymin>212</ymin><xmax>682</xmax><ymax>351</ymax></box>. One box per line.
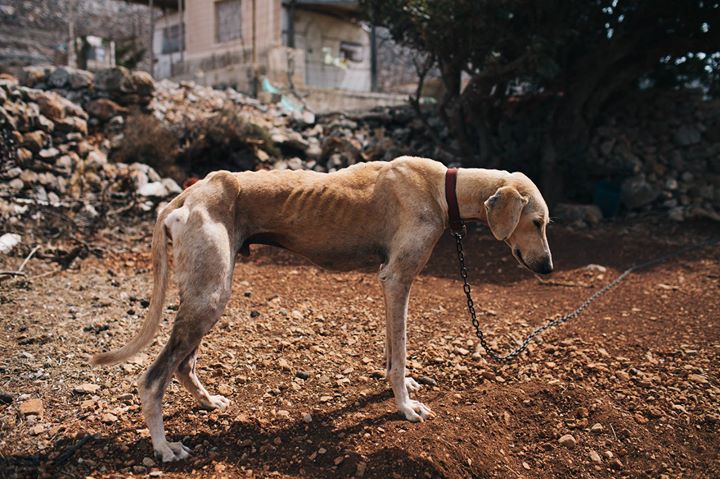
<box><xmin>594</xmin><ymin>180</ymin><xmax>622</xmax><ymax>218</ymax></box>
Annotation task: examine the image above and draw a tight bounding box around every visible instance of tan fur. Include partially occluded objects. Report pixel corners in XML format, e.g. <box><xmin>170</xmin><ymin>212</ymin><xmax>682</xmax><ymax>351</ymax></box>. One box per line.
<box><xmin>92</xmin><ymin>207</ymin><xmax>172</xmax><ymax>365</ymax></box>
<box><xmin>92</xmin><ymin>156</ymin><xmax>553</xmax><ymax>462</ymax></box>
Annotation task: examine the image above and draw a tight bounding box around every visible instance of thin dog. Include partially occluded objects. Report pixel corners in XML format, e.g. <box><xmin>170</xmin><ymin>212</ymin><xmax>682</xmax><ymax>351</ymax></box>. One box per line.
<box><xmin>92</xmin><ymin>156</ymin><xmax>553</xmax><ymax>462</ymax></box>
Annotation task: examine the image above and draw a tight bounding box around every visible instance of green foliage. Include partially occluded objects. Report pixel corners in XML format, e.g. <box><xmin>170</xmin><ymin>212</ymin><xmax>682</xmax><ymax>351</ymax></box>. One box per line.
<box><xmin>363</xmin><ymin>0</ymin><xmax>720</xmax><ymax>200</ymax></box>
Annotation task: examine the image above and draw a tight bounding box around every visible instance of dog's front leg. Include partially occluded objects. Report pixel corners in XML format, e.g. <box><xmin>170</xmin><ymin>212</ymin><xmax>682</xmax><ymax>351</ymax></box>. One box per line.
<box><xmin>380</xmin><ymin>266</ymin><xmax>433</xmax><ymax>422</ymax></box>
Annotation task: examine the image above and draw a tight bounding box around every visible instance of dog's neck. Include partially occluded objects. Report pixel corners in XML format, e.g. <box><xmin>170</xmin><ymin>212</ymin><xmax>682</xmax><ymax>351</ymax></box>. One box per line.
<box><xmin>453</xmin><ymin>168</ymin><xmax>511</xmax><ymax>223</ymax></box>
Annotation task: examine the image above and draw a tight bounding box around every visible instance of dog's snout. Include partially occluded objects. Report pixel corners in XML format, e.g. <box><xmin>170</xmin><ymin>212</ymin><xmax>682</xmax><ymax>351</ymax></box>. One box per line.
<box><xmin>537</xmin><ymin>260</ymin><xmax>553</xmax><ymax>275</ymax></box>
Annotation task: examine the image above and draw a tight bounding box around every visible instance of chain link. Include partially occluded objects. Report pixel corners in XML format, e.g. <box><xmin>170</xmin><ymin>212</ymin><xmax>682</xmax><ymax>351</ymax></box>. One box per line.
<box><xmin>452</xmin><ymin>229</ymin><xmax>719</xmax><ymax>364</ymax></box>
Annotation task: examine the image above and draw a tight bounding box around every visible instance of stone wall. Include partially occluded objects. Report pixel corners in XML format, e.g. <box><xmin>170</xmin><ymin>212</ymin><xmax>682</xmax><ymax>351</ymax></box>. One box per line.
<box><xmin>587</xmin><ymin>89</ymin><xmax>720</xmax><ymax>221</ymax></box>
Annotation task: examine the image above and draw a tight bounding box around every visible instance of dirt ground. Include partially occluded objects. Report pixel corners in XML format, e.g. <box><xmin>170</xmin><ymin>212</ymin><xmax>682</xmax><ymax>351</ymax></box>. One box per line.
<box><xmin>1</xmin><ymin>218</ymin><xmax>719</xmax><ymax>479</ymax></box>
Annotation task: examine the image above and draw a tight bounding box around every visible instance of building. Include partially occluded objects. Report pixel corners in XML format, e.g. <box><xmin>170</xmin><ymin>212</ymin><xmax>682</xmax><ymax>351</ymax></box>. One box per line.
<box><xmin>152</xmin><ymin>0</ymin><xmax>378</xmax><ymax>96</ymax></box>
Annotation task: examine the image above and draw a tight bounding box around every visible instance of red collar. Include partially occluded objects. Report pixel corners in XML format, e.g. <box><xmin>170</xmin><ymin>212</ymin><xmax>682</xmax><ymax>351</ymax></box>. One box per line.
<box><xmin>445</xmin><ymin>167</ymin><xmax>465</xmax><ymax>233</ymax></box>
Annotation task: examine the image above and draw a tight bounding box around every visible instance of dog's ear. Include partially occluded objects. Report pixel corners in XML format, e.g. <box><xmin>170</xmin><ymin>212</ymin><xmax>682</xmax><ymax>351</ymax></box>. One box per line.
<box><xmin>484</xmin><ymin>186</ymin><xmax>529</xmax><ymax>240</ymax></box>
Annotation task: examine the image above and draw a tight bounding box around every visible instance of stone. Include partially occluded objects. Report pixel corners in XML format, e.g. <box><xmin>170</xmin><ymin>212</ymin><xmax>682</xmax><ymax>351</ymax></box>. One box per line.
<box><xmin>161</xmin><ymin>178</ymin><xmax>182</xmax><ymax>195</ymax></box>
<box><xmin>38</xmin><ymin>147</ymin><xmax>60</xmax><ymax>161</ymax></box>
<box><xmin>68</xmin><ymin>69</ymin><xmax>94</xmax><ymax>89</ymax></box>
<box><xmin>85</xmin><ymin>98</ymin><xmax>128</xmax><ymax>122</ymax></box>
<box><xmin>555</xmin><ymin>203</ymin><xmax>603</xmax><ymax>224</ymax></box>
<box><xmin>101</xmin><ymin>412</ymin><xmax>118</xmax><ymax>423</ymax></box>
<box><xmin>95</xmin><ymin>67</ymin><xmax>134</xmax><ymax>93</ymax></box>
<box><xmin>48</xmin><ymin>67</ymin><xmax>70</xmax><ymax>88</ymax></box>
<box><xmin>621</xmin><ymin>175</ymin><xmax>659</xmax><ymax>209</ymax></box>
<box><xmin>19</xmin><ymin>398</ymin><xmax>44</xmax><ymax>416</ymax></box>
<box><xmin>22</xmin><ymin>130</ymin><xmax>47</xmax><ymax>152</ymax></box>
<box><xmin>590</xmin><ymin>423</ymin><xmax>604</xmax><ymax>433</ymax></box>
<box><xmin>589</xmin><ymin>450</ymin><xmax>602</xmax><ymax>464</ymax></box>
<box><xmin>673</xmin><ymin>124</ymin><xmax>701</xmax><ymax>146</ymax></box>
<box><xmin>8</xmin><ymin>178</ymin><xmax>24</xmax><ymax>191</ymax></box>
<box><xmin>0</xmin><ymin>233</ymin><xmax>21</xmax><ymax>254</ymax></box>
<box><xmin>138</xmin><ymin>182</ymin><xmax>170</xmax><ymax>198</ymax></box>
<box><xmin>302</xmin><ymin>412</ymin><xmax>313</xmax><ymax>423</ymax></box>
<box><xmin>142</xmin><ymin>457</ymin><xmax>156</xmax><ymax>467</ymax></box>
<box><xmin>131</xmin><ymin>71</ymin><xmax>155</xmax><ymax>96</ymax></box>
<box><xmin>35</xmin><ymin>92</ymin><xmax>66</xmax><ymax>121</ymax></box>
<box><xmin>54</xmin><ymin>116</ymin><xmax>87</xmax><ymax>135</ymax></box>
<box><xmin>73</xmin><ymin>383</ymin><xmax>101</xmax><ymax>395</ymax></box>
<box><xmin>668</xmin><ymin>207</ymin><xmax>685</xmax><ymax>222</ymax></box>
<box><xmin>558</xmin><ymin>434</ymin><xmax>577</xmax><ymax>448</ymax></box>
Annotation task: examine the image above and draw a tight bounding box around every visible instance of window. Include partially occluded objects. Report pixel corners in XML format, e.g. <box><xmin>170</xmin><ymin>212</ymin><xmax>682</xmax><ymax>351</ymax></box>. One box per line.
<box><xmin>215</xmin><ymin>0</ymin><xmax>242</xmax><ymax>43</ymax></box>
<box><xmin>162</xmin><ymin>24</ymin><xmax>182</xmax><ymax>54</ymax></box>
<box><xmin>339</xmin><ymin>41</ymin><xmax>363</xmax><ymax>63</ymax></box>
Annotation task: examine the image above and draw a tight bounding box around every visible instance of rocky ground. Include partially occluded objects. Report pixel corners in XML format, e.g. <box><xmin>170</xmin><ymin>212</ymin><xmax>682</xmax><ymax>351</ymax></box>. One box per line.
<box><xmin>1</xmin><ymin>217</ymin><xmax>718</xmax><ymax>479</ymax></box>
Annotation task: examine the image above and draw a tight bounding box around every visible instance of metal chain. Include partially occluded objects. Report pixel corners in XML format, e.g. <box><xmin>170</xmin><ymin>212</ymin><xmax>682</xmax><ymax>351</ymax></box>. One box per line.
<box><xmin>452</xmin><ymin>229</ymin><xmax>719</xmax><ymax>364</ymax></box>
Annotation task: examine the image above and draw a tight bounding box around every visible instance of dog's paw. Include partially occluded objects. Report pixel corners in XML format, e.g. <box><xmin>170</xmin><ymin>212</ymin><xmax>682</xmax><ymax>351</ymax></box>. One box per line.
<box><xmin>405</xmin><ymin>377</ymin><xmax>421</xmax><ymax>394</ymax></box>
<box><xmin>201</xmin><ymin>394</ymin><xmax>230</xmax><ymax>410</ymax></box>
<box><xmin>398</xmin><ymin>400</ymin><xmax>435</xmax><ymax>422</ymax></box>
<box><xmin>155</xmin><ymin>441</ymin><xmax>192</xmax><ymax>462</ymax></box>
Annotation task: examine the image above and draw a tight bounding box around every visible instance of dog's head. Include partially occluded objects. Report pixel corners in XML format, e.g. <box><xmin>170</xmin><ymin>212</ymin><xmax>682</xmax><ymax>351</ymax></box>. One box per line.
<box><xmin>484</xmin><ymin>173</ymin><xmax>553</xmax><ymax>275</ymax></box>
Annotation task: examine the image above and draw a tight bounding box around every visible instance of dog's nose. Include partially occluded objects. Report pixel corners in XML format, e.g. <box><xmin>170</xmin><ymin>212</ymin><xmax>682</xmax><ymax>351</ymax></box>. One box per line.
<box><xmin>537</xmin><ymin>259</ymin><xmax>553</xmax><ymax>275</ymax></box>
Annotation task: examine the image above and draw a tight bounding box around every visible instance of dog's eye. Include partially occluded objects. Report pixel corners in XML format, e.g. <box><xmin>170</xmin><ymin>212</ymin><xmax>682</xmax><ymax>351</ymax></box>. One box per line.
<box><xmin>534</xmin><ymin>220</ymin><xmax>543</xmax><ymax>230</ymax></box>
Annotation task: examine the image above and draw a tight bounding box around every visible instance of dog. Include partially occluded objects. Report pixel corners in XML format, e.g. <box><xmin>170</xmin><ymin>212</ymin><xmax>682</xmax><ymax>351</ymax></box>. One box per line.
<box><xmin>92</xmin><ymin>156</ymin><xmax>553</xmax><ymax>462</ymax></box>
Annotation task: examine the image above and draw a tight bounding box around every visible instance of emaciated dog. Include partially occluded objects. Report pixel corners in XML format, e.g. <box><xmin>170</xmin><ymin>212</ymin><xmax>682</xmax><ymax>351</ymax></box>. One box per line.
<box><xmin>92</xmin><ymin>156</ymin><xmax>553</xmax><ymax>462</ymax></box>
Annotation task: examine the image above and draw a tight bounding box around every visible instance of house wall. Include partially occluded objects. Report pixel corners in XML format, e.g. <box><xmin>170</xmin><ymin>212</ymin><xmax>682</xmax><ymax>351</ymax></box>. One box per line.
<box><xmin>293</xmin><ymin>9</ymin><xmax>370</xmax><ymax>92</ymax></box>
<box><xmin>152</xmin><ymin>0</ymin><xmax>373</xmax><ymax>95</ymax></box>
<box><xmin>184</xmin><ymin>0</ymin><xmax>280</xmax><ymax>60</ymax></box>
<box><xmin>153</xmin><ymin>12</ymin><xmax>181</xmax><ymax>80</ymax></box>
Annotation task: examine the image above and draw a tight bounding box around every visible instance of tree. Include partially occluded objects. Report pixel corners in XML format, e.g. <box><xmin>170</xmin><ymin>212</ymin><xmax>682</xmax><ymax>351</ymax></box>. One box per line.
<box><xmin>363</xmin><ymin>0</ymin><xmax>720</xmax><ymax>203</ymax></box>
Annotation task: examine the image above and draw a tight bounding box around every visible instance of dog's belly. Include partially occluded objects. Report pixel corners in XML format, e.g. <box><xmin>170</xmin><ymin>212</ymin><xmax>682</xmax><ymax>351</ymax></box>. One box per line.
<box><xmin>242</xmin><ymin>232</ymin><xmax>386</xmax><ymax>272</ymax></box>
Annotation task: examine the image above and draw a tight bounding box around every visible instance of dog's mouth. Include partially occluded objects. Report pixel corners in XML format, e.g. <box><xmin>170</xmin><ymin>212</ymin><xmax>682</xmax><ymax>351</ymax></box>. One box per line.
<box><xmin>512</xmin><ymin>248</ymin><xmax>533</xmax><ymax>272</ymax></box>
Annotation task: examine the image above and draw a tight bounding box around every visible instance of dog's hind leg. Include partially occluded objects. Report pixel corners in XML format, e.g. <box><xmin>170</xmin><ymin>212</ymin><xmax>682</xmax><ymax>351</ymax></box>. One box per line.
<box><xmin>175</xmin><ymin>346</ymin><xmax>230</xmax><ymax>410</ymax></box>
<box><xmin>139</xmin><ymin>215</ymin><xmax>235</xmax><ymax>462</ymax></box>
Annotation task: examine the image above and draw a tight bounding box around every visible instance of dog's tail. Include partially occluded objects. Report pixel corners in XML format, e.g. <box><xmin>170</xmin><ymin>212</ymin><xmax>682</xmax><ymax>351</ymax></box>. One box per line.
<box><xmin>91</xmin><ymin>207</ymin><xmax>172</xmax><ymax>366</ymax></box>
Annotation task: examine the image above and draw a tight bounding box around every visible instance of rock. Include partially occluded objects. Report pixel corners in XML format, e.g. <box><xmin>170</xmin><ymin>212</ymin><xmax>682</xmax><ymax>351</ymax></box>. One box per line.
<box><xmin>161</xmin><ymin>178</ymin><xmax>182</xmax><ymax>195</ymax></box>
<box><xmin>668</xmin><ymin>207</ymin><xmax>685</xmax><ymax>222</ymax></box>
<box><xmin>417</xmin><ymin>376</ymin><xmax>437</xmax><ymax>386</ymax></box>
<box><xmin>35</xmin><ymin>92</ymin><xmax>66</xmax><ymax>121</ymax></box>
<box><xmin>19</xmin><ymin>398</ymin><xmax>44</xmax><ymax>416</ymax></box>
<box><xmin>85</xmin><ymin>98</ymin><xmax>128</xmax><ymax>122</ymax></box>
<box><xmin>589</xmin><ymin>450</ymin><xmax>602</xmax><ymax>464</ymax></box>
<box><xmin>673</xmin><ymin>124</ymin><xmax>701</xmax><ymax>146</ymax></box>
<box><xmin>555</xmin><ymin>203</ymin><xmax>603</xmax><ymax>224</ymax></box>
<box><xmin>131</xmin><ymin>71</ymin><xmax>155</xmax><ymax>96</ymax></box>
<box><xmin>94</xmin><ymin>67</ymin><xmax>134</xmax><ymax>93</ymax></box>
<box><xmin>22</xmin><ymin>130</ymin><xmax>47</xmax><ymax>152</ymax></box>
<box><xmin>73</xmin><ymin>383</ymin><xmax>101</xmax><ymax>395</ymax></box>
<box><xmin>621</xmin><ymin>175</ymin><xmax>659</xmax><ymax>209</ymax></box>
<box><xmin>68</xmin><ymin>69</ymin><xmax>94</xmax><ymax>89</ymax></box>
<box><xmin>101</xmin><ymin>412</ymin><xmax>118</xmax><ymax>423</ymax></box>
<box><xmin>54</xmin><ymin>116</ymin><xmax>87</xmax><ymax>135</ymax></box>
<box><xmin>138</xmin><ymin>182</ymin><xmax>170</xmax><ymax>198</ymax></box>
<box><xmin>296</xmin><ymin>370</ymin><xmax>310</xmax><ymax>380</ymax></box>
<box><xmin>38</xmin><ymin>147</ymin><xmax>60</xmax><ymax>161</ymax></box>
<box><xmin>590</xmin><ymin>423</ymin><xmax>604</xmax><ymax>433</ymax></box>
<box><xmin>142</xmin><ymin>457</ymin><xmax>156</xmax><ymax>467</ymax></box>
<box><xmin>278</xmin><ymin>358</ymin><xmax>291</xmax><ymax>371</ymax></box>
<box><xmin>46</xmin><ymin>67</ymin><xmax>70</xmax><ymax>88</ymax></box>
<box><xmin>302</xmin><ymin>412</ymin><xmax>313</xmax><ymax>423</ymax></box>
<box><xmin>558</xmin><ymin>434</ymin><xmax>577</xmax><ymax>448</ymax></box>
<box><xmin>0</xmin><ymin>233</ymin><xmax>22</xmax><ymax>254</ymax></box>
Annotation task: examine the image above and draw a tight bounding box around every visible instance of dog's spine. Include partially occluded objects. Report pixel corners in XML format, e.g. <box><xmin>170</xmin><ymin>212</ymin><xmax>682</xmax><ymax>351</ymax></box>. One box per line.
<box><xmin>91</xmin><ymin>207</ymin><xmax>171</xmax><ymax>366</ymax></box>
